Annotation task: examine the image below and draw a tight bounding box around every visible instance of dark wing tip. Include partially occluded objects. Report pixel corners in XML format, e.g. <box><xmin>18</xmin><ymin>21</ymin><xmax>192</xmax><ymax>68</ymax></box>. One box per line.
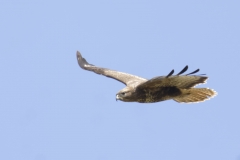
<box><xmin>186</xmin><ymin>69</ymin><xmax>200</xmax><ymax>75</ymax></box>
<box><xmin>76</xmin><ymin>51</ymin><xmax>82</xmax><ymax>61</ymax></box>
<box><xmin>76</xmin><ymin>51</ymin><xmax>91</xmax><ymax>69</ymax></box>
<box><xmin>177</xmin><ymin>65</ymin><xmax>188</xmax><ymax>75</ymax></box>
<box><xmin>166</xmin><ymin>69</ymin><xmax>174</xmax><ymax>78</ymax></box>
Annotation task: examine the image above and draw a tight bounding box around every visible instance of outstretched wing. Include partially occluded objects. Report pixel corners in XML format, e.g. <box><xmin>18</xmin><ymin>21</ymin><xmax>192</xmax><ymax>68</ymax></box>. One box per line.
<box><xmin>137</xmin><ymin>66</ymin><xmax>208</xmax><ymax>89</ymax></box>
<box><xmin>76</xmin><ymin>51</ymin><xmax>147</xmax><ymax>86</ymax></box>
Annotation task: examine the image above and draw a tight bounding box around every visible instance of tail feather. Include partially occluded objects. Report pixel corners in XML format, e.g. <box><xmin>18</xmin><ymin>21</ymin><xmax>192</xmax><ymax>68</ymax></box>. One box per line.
<box><xmin>174</xmin><ymin>88</ymin><xmax>217</xmax><ymax>103</ymax></box>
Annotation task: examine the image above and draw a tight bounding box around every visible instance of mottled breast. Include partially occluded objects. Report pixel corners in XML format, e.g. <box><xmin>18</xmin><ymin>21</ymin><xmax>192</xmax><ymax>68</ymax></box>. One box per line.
<box><xmin>136</xmin><ymin>86</ymin><xmax>182</xmax><ymax>103</ymax></box>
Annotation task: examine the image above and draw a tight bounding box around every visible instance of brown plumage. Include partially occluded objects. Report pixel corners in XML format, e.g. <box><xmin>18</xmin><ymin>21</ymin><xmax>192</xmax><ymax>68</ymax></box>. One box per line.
<box><xmin>76</xmin><ymin>51</ymin><xmax>217</xmax><ymax>103</ymax></box>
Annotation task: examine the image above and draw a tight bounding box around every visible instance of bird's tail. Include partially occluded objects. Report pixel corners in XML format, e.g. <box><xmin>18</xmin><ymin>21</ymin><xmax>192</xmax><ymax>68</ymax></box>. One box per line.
<box><xmin>174</xmin><ymin>88</ymin><xmax>217</xmax><ymax>103</ymax></box>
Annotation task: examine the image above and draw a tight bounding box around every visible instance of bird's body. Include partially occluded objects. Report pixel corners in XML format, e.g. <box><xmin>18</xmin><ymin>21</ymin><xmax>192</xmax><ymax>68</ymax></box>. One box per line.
<box><xmin>76</xmin><ymin>51</ymin><xmax>217</xmax><ymax>103</ymax></box>
<box><xmin>127</xmin><ymin>86</ymin><xmax>182</xmax><ymax>103</ymax></box>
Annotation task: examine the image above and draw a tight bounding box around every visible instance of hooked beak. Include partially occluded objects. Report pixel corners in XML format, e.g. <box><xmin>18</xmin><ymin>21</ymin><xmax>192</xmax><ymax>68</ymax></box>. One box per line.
<box><xmin>116</xmin><ymin>94</ymin><xmax>120</xmax><ymax>101</ymax></box>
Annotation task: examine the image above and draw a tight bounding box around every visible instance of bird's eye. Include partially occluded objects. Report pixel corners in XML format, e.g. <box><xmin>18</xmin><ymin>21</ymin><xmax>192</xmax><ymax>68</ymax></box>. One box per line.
<box><xmin>121</xmin><ymin>92</ymin><xmax>125</xmax><ymax>96</ymax></box>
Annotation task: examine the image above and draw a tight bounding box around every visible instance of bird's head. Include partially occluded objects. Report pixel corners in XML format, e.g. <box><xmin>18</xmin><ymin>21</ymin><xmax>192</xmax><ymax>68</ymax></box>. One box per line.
<box><xmin>116</xmin><ymin>87</ymin><xmax>135</xmax><ymax>102</ymax></box>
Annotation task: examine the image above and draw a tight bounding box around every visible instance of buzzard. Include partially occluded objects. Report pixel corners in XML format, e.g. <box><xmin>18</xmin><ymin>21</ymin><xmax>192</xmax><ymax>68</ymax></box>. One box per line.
<box><xmin>76</xmin><ymin>51</ymin><xmax>217</xmax><ymax>103</ymax></box>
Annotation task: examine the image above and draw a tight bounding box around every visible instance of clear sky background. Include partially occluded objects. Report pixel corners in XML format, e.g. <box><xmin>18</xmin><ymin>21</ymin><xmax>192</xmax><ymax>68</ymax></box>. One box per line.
<box><xmin>1</xmin><ymin>1</ymin><xmax>240</xmax><ymax>160</ymax></box>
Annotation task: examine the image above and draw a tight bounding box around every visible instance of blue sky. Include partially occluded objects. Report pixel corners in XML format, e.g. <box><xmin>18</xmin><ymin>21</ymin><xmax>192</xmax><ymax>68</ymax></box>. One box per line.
<box><xmin>1</xmin><ymin>0</ymin><xmax>240</xmax><ymax>160</ymax></box>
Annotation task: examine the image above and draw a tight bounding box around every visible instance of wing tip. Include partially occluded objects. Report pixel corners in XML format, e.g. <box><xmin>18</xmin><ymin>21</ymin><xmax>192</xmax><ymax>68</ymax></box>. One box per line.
<box><xmin>76</xmin><ymin>50</ymin><xmax>81</xmax><ymax>59</ymax></box>
<box><xmin>76</xmin><ymin>50</ymin><xmax>83</xmax><ymax>64</ymax></box>
<box><xmin>166</xmin><ymin>69</ymin><xmax>174</xmax><ymax>78</ymax></box>
<box><xmin>76</xmin><ymin>51</ymin><xmax>89</xmax><ymax>68</ymax></box>
<box><xmin>177</xmin><ymin>65</ymin><xmax>188</xmax><ymax>75</ymax></box>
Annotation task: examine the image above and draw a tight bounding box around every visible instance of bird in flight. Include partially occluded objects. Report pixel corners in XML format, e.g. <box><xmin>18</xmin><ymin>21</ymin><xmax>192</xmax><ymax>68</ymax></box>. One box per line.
<box><xmin>76</xmin><ymin>51</ymin><xmax>217</xmax><ymax>103</ymax></box>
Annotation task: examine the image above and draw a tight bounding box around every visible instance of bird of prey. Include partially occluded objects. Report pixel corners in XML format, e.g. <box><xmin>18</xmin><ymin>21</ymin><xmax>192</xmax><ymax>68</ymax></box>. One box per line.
<box><xmin>76</xmin><ymin>51</ymin><xmax>217</xmax><ymax>103</ymax></box>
